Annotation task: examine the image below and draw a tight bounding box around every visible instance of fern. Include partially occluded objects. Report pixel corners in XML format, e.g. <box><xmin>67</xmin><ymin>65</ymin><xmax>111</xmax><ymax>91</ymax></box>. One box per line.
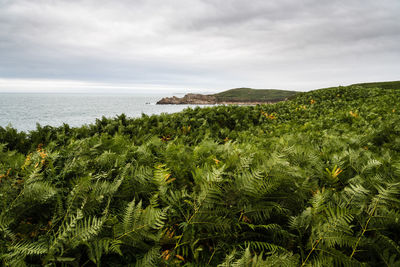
<box><xmin>1</xmin><ymin>83</ymin><xmax>400</xmax><ymax>265</ymax></box>
<box><xmin>134</xmin><ymin>245</ymin><xmax>161</xmax><ymax>267</ymax></box>
<box><xmin>3</xmin><ymin>240</ymin><xmax>48</xmax><ymax>265</ymax></box>
<box><xmin>115</xmin><ymin>198</ymin><xmax>166</xmax><ymax>249</ymax></box>
<box><xmin>218</xmin><ymin>247</ymin><xmax>299</xmax><ymax>267</ymax></box>
<box><xmin>86</xmin><ymin>238</ymin><xmax>123</xmax><ymax>266</ymax></box>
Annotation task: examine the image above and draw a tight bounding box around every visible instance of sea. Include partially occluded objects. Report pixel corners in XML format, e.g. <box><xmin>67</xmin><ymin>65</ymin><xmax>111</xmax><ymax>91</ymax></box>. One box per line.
<box><xmin>0</xmin><ymin>93</ymin><xmax>205</xmax><ymax>132</ymax></box>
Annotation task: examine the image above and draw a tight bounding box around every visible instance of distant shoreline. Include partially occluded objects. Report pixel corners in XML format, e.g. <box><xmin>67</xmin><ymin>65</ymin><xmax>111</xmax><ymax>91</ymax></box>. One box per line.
<box><xmin>156</xmin><ymin>88</ymin><xmax>297</xmax><ymax>105</ymax></box>
<box><xmin>157</xmin><ymin>100</ymin><xmax>279</xmax><ymax>105</ymax></box>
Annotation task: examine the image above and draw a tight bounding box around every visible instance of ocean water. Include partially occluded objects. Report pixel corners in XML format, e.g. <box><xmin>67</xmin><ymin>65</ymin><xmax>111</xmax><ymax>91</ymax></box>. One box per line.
<box><xmin>0</xmin><ymin>93</ymin><xmax>201</xmax><ymax>132</ymax></box>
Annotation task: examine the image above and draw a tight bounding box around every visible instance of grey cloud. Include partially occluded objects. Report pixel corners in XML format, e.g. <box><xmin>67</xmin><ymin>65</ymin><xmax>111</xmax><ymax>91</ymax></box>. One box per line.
<box><xmin>0</xmin><ymin>0</ymin><xmax>399</xmax><ymax>91</ymax></box>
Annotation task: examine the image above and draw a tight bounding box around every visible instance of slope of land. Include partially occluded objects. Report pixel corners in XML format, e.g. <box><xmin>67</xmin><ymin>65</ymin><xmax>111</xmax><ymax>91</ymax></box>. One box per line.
<box><xmin>1</xmin><ymin>81</ymin><xmax>400</xmax><ymax>266</ymax></box>
<box><xmin>156</xmin><ymin>87</ymin><xmax>298</xmax><ymax>104</ymax></box>
<box><xmin>351</xmin><ymin>80</ymin><xmax>400</xmax><ymax>89</ymax></box>
<box><xmin>156</xmin><ymin>81</ymin><xmax>400</xmax><ymax>105</ymax></box>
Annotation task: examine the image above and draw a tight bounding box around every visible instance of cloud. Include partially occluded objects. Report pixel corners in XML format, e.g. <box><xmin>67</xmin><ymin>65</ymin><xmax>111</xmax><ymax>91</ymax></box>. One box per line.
<box><xmin>0</xmin><ymin>0</ymin><xmax>399</xmax><ymax>91</ymax></box>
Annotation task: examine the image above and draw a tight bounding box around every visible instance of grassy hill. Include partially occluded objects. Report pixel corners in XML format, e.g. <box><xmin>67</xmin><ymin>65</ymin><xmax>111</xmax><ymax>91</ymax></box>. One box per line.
<box><xmin>308</xmin><ymin>80</ymin><xmax>400</xmax><ymax>93</ymax></box>
<box><xmin>214</xmin><ymin>87</ymin><xmax>298</xmax><ymax>102</ymax></box>
<box><xmin>351</xmin><ymin>80</ymin><xmax>400</xmax><ymax>89</ymax></box>
<box><xmin>213</xmin><ymin>81</ymin><xmax>400</xmax><ymax>103</ymax></box>
<box><xmin>1</xmin><ymin>81</ymin><xmax>400</xmax><ymax>266</ymax></box>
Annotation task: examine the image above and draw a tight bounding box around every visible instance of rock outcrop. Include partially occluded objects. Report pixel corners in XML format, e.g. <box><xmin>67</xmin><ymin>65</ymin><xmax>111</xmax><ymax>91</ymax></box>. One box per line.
<box><xmin>156</xmin><ymin>93</ymin><xmax>217</xmax><ymax>104</ymax></box>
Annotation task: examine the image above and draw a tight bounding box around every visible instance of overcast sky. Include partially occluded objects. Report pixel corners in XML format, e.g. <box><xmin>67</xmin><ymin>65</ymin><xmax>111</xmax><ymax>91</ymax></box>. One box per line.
<box><xmin>0</xmin><ymin>0</ymin><xmax>399</xmax><ymax>92</ymax></box>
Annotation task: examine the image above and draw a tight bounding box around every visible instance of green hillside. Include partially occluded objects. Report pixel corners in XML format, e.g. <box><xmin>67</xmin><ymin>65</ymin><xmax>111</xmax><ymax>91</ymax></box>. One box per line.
<box><xmin>212</xmin><ymin>81</ymin><xmax>400</xmax><ymax>103</ymax></box>
<box><xmin>214</xmin><ymin>87</ymin><xmax>298</xmax><ymax>102</ymax></box>
<box><xmin>1</xmin><ymin>82</ymin><xmax>400</xmax><ymax>266</ymax></box>
<box><xmin>307</xmin><ymin>80</ymin><xmax>400</xmax><ymax>93</ymax></box>
<box><xmin>351</xmin><ymin>80</ymin><xmax>400</xmax><ymax>89</ymax></box>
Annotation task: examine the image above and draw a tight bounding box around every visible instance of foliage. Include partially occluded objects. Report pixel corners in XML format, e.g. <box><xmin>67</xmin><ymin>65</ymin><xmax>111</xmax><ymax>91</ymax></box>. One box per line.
<box><xmin>214</xmin><ymin>88</ymin><xmax>298</xmax><ymax>102</ymax></box>
<box><xmin>1</xmin><ymin>82</ymin><xmax>400</xmax><ymax>266</ymax></box>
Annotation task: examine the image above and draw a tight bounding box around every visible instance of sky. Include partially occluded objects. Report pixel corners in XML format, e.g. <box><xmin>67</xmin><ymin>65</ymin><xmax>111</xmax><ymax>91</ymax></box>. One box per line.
<box><xmin>0</xmin><ymin>0</ymin><xmax>399</xmax><ymax>93</ymax></box>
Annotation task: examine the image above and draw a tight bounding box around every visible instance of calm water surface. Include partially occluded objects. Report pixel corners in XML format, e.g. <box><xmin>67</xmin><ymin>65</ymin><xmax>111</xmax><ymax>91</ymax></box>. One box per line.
<box><xmin>0</xmin><ymin>93</ymin><xmax>201</xmax><ymax>132</ymax></box>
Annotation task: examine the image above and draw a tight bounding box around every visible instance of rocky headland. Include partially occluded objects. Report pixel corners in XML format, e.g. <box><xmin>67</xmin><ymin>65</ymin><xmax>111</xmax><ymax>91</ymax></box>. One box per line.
<box><xmin>156</xmin><ymin>93</ymin><xmax>277</xmax><ymax>105</ymax></box>
<box><xmin>157</xmin><ymin>94</ymin><xmax>217</xmax><ymax>105</ymax></box>
<box><xmin>156</xmin><ymin>88</ymin><xmax>299</xmax><ymax>105</ymax></box>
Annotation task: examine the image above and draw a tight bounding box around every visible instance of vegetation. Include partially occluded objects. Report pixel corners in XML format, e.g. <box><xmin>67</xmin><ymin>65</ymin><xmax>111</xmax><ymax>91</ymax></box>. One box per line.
<box><xmin>1</xmin><ymin>82</ymin><xmax>400</xmax><ymax>266</ymax></box>
<box><xmin>351</xmin><ymin>80</ymin><xmax>400</xmax><ymax>90</ymax></box>
<box><xmin>214</xmin><ymin>87</ymin><xmax>298</xmax><ymax>102</ymax></box>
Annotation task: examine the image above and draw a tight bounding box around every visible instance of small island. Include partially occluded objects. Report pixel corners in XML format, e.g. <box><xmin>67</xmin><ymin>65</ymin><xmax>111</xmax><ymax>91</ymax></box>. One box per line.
<box><xmin>157</xmin><ymin>87</ymin><xmax>298</xmax><ymax>104</ymax></box>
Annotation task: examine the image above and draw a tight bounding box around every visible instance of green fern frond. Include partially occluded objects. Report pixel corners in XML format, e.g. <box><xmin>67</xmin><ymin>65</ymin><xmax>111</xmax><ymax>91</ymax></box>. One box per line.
<box><xmin>21</xmin><ymin>181</ymin><xmax>57</xmax><ymax>204</ymax></box>
<box><xmin>361</xmin><ymin>159</ymin><xmax>382</xmax><ymax>174</ymax></box>
<box><xmin>86</xmin><ymin>238</ymin><xmax>123</xmax><ymax>266</ymax></box>
<box><xmin>134</xmin><ymin>245</ymin><xmax>161</xmax><ymax>267</ymax></box>
<box><xmin>70</xmin><ymin>216</ymin><xmax>104</xmax><ymax>247</ymax></box>
<box><xmin>0</xmin><ymin>212</ymin><xmax>16</xmax><ymax>242</ymax></box>
<box><xmin>3</xmin><ymin>240</ymin><xmax>48</xmax><ymax>265</ymax></box>
<box><xmin>115</xmin><ymin>199</ymin><xmax>166</xmax><ymax>248</ymax></box>
<box><xmin>242</xmin><ymin>241</ymin><xmax>286</xmax><ymax>254</ymax></box>
<box><xmin>218</xmin><ymin>247</ymin><xmax>298</xmax><ymax>267</ymax></box>
<box><xmin>122</xmin><ymin>198</ymin><xmax>142</xmax><ymax>234</ymax></box>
